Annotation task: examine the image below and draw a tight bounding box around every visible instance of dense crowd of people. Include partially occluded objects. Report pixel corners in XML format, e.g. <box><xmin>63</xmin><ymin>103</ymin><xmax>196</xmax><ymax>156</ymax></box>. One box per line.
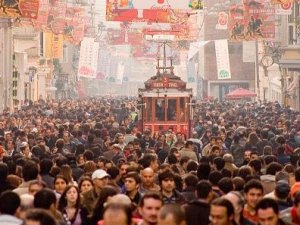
<box><xmin>0</xmin><ymin>97</ymin><xmax>300</xmax><ymax>225</ymax></box>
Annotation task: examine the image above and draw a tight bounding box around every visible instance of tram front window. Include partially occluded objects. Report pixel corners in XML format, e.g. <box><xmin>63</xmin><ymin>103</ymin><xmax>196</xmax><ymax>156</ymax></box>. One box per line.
<box><xmin>156</xmin><ymin>99</ymin><xmax>165</xmax><ymax>121</ymax></box>
<box><xmin>167</xmin><ymin>99</ymin><xmax>176</xmax><ymax>121</ymax></box>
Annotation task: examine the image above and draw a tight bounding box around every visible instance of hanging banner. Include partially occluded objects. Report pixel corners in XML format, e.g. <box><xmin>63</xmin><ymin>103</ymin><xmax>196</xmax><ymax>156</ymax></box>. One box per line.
<box><xmin>106</xmin><ymin>0</ymin><xmax>192</xmax><ymax>23</ymax></box>
<box><xmin>45</xmin><ymin>32</ymin><xmax>63</xmax><ymax>59</ymax></box>
<box><xmin>187</xmin><ymin>62</ymin><xmax>197</xmax><ymax>83</ymax></box>
<box><xmin>96</xmin><ymin>49</ymin><xmax>111</xmax><ymax>80</ymax></box>
<box><xmin>243</xmin><ymin>0</ymin><xmax>275</xmax><ymax>41</ymax></box>
<box><xmin>188</xmin><ymin>41</ymin><xmax>210</xmax><ymax>61</ymax></box>
<box><xmin>215</xmin><ymin>39</ymin><xmax>231</xmax><ymax>80</ymax></box>
<box><xmin>63</xmin><ymin>6</ymin><xmax>85</xmax><ymax>44</ymax></box>
<box><xmin>78</xmin><ymin>38</ymin><xmax>99</xmax><ymax>79</ymax></box>
<box><xmin>19</xmin><ymin>0</ymin><xmax>40</xmax><ymax>19</ymax></box>
<box><xmin>46</xmin><ymin>0</ymin><xmax>67</xmax><ymax>34</ymax></box>
<box><xmin>229</xmin><ymin>1</ymin><xmax>275</xmax><ymax>41</ymax></box>
<box><xmin>228</xmin><ymin>4</ymin><xmax>245</xmax><ymax>41</ymax></box>
<box><xmin>243</xmin><ymin>41</ymin><xmax>256</xmax><ymax>62</ymax></box>
<box><xmin>33</xmin><ymin>0</ymin><xmax>49</xmax><ymax>30</ymax></box>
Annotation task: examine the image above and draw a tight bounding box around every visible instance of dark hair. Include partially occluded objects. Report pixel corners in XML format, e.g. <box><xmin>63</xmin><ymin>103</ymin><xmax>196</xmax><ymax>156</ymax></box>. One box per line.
<box><xmin>237</xmin><ymin>166</ymin><xmax>252</xmax><ymax>181</ymax></box>
<box><xmin>213</xmin><ymin>157</ymin><xmax>225</xmax><ymax>171</ymax></box>
<box><xmin>159</xmin><ymin>204</ymin><xmax>185</xmax><ymax>224</ymax></box>
<box><xmin>158</xmin><ymin>169</ymin><xmax>174</xmax><ymax>185</ymax></box>
<box><xmin>244</xmin><ymin>179</ymin><xmax>264</xmax><ymax>194</ymax></box>
<box><xmin>256</xmin><ymin>198</ymin><xmax>279</xmax><ymax>214</ymax></box>
<box><xmin>139</xmin><ymin>192</ymin><xmax>163</xmax><ymax>208</ymax></box>
<box><xmin>266</xmin><ymin>162</ymin><xmax>283</xmax><ymax>176</ymax></box>
<box><xmin>91</xmin><ymin>186</ymin><xmax>118</xmax><ymax>223</ymax></box>
<box><xmin>232</xmin><ymin>177</ymin><xmax>245</xmax><ymax>192</ymax></box>
<box><xmin>83</xmin><ymin>150</ymin><xmax>94</xmax><ymax>161</ymax></box>
<box><xmin>218</xmin><ymin>177</ymin><xmax>234</xmax><ymax>194</ymax></box>
<box><xmin>0</xmin><ymin>191</ymin><xmax>20</xmax><ymax>215</ymax></box>
<box><xmin>107</xmin><ymin>166</ymin><xmax>120</xmax><ymax>179</ymax></box>
<box><xmin>53</xmin><ymin>175</ymin><xmax>68</xmax><ymax>187</ymax></box>
<box><xmin>78</xmin><ymin>176</ymin><xmax>93</xmax><ymax>192</ymax></box>
<box><xmin>167</xmin><ymin>154</ymin><xmax>178</xmax><ymax>165</ymax></box>
<box><xmin>39</xmin><ymin>159</ymin><xmax>53</xmax><ymax>175</ymax></box>
<box><xmin>125</xmin><ymin>172</ymin><xmax>141</xmax><ymax>184</ymax></box>
<box><xmin>208</xmin><ymin>171</ymin><xmax>223</xmax><ymax>186</ymax></box>
<box><xmin>197</xmin><ymin>163</ymin><xmax>211</xmax><ymax>180</ymax></box>
<box><xmin>57</xmin><ymin>185</ymin><xmax>80</xmax><ymax>211</ymax></box>
<box><xmin>26</xmin><ymin>209</ymin><xmax>57</xmax><ymax>225</ymax></box>
<box><xmin>295</xmin><ymin>168</ymin><xmax>300</xmax><ymax>182</ymax></box>
<box><xmin>0</xmin><ymin>162</ymin><xmax>9</xmax><ymax>180</ymax></box>
<box><xmin>34</xmin><ymin>188</ymin><xmax>57</xmax><ymax>209</ymax></box>
<box><xmin>186</xmin><ymin>160</ymin><xmax>198</xmax><ymax>172</ymax></box>
<box><xmin>22</xmin><ymin>160</ymin><xmax>39</xmax><ymax>182</ymax></box>
<box><xmin>140</xmin><ymin>154</ymin><xmax>157</xmax><ymax>169</ymax></box>
<box><xmin>196</xmin><ymin>180</ymin><xmax>212</xmax><ymax>199</ymax></box>
<box><xmin>248</xmin><ymin>159</ymin><xmax>262</xmax><ymax>174</ymax></box>
<box><xmin>264</xmin><ymin>155</ymin><xmax>278</xmax><ymax>165</ymax></box>
<box><xmin>211</xmin><ymin>198</ymin><xmax>234</xmax><ymax>218</ymax></box>
<box><xmin>184</xmin><ymin>174</ymin><xmax>199</xmax><ymax>188</ymax></box>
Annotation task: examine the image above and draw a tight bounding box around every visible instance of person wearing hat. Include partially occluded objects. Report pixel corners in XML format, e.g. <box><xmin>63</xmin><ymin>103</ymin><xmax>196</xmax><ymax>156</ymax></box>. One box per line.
<box><xmin>81</xmin><ymin>169</ymin><xmax>110</xmax><ymax>217</ymax></box>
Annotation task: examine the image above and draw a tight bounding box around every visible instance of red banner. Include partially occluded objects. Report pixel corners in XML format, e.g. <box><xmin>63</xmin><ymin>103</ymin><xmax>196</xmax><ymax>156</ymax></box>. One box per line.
<box><xmin>63</xmin><ymin>6</ymin><xmax>85</xmax><ymax>44</ymax></box>
<box><xmin>19</xmin><ymin>0</ymin><xmax>40</xmax><ymax>19</ymax></box>
<box><xmin>33</xmin><ymin>0</ymin><xmax>49</xmax><ymax>30</ymax></box>
<box><xmin>229</xmin><ymin>1</ymin><xmax>275</xmax><ymax>41</ymax></box>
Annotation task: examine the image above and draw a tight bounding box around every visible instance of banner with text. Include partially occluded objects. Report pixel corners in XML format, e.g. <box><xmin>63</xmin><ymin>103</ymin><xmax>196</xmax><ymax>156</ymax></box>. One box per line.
<box><xmin>78</xmin><ymin>38</ymin><xmax>99</xmax><ymax>79</ymax></box>
<box><xmin>215</xmin><ymin>39</ymin><xmax>231</xmax><ymax>80</ymax></box>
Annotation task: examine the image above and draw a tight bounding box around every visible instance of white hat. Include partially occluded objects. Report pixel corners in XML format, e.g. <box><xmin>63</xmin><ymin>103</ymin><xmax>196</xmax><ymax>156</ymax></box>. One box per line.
<box><xmin>92</xmin><ymin>169</ymin><xmax>110</xmax><ymax>180</ymax></box>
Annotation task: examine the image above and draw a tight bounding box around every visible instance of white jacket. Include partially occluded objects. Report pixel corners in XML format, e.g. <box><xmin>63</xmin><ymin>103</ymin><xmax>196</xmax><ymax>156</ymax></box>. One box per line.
<box><xmin>0</xmin><ymin>215</ymin><xmax>23</xmax><ymax>225</ymax></box>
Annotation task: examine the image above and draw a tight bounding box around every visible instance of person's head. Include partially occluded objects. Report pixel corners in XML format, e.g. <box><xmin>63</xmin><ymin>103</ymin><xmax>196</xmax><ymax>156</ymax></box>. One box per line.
<box><xmin>274</xmin><ymin>180</ymin><xmax>290</xmax><ymax>200</ymax></box>
<box><xmin>183</xmin><ymin>174</ymin><xmax>198</xmax><ymax>190</ymax></box>
<box><xmin>196</xmin><ymin>180</ymin><xmax>213</xmax><ymax>200</ymax></box>
<box><xmin>218</xmin><ymin>177</ymin><xmax>234</xmax><ymax>194</ymax></box>
<box><xmin>158</xmin><ymin>204</ymin><xmax>186</xmax><ymax>225</ymax></box>
<box><xmin>208</xmin><ymin>171</ymin><xmax>223</xmax><ymax>186</ymax></box>
<box><xmin>0</xmin><ymin>162</ymin><xmax>9</xmax><ymax>180</ymax></box>
<box><xmin>141</xmin><ymin>167</ymin><xmax>155</xmax><ymax>188</ymax></box>
<box><xmin>22</xmin><ymin>160</ymin><xmax>39</xmax><ymax>182</ymax></box>
<box><xmin>103</xmin><ymin>203</ymin><xmax>132</xmax><ymax>225</ymax></box>
<box><xmin>213</xmin><ymin>157</ymin><xmax>225</xmax><ymax>171</ymax></box>
<box><xmin>244</xmin><ymin>150</ymin><xmax>251</xmax><ymax>161</ymax></box>
<box><xmin>197</xmin><ymin>163</ymin><xmax>211</xmax><ymax>180</ymax></box>
<box><xmin>119</xmin><ymin>162</ymin><xmax>129</xmax><ymax>179</ymax></box>
<box><xmin>78</xmin><ymin>176</ymin><xmax>93</xmax><ymax>193</ymax></box>
<box><xmin>24</xmin><ymin>208</ymin><xmax>57</xmax><ymax>225</ymax></box>
<box><xmin>139</xmin><ymin>192</ymin><xmax>164</xmax><ymax>225</ymax></box>
<box><xmin>124</xmin><ymin>172</ymin><xmax>141</xmax><ymax>193</ymax></box>
<box><xmin>58</xmin><ymin>185</ymin><xmax>80</xmax><ymax>211</ymax></box>
<box><xmin>244</xmin><ymin>179</ymin><xmax>264</xmax><ymax>210</ymax></box>
<box><xmin>92</xmin><ymin>169</ymin><xmax>110</xmax><ymax>191</ymax></box>
<box><xmin>256</xmin><ymin>198</ymin><xmax>279</xmax><ymax>225</ymax></box>
<box><xmin>33</xmin><ymin>188</ymin><xmax>57</xmax><ymax>211</ymax></box>
<box><xmin>53</xmin><ymin>175</ymin><xmax>67</xmax><ymax>194</ymax></box>
<box><xmin>223</xmin><ymin>191</ymin><xmax>244</xmax><ymax>219</ymax></box>
<box><xmin>29</xmin><ymin>180</ymin><xmax>46</xmax><ymax>196</ymax></box>
<box><xmin>158</xmin><ymin>169</ymin><xmax>175</xmax><ymax>194</ymax></box>
<box><xmin>39</xmin><ymin>159</ymin><xmax>53</xmax><ymax>175</ymax></box>
<box><xmin>0</xmin><ymin>191</ymin><xmax>20</xmax><ymax>215</ymax></box>
<box><xmin>141</xmin><ymin>154</ymin><xmax>159</xmax><ymax>172</ymax></box>
<box><xmin>210</xmin><ymin>198</ymin><xmax>235</xmax><ymax>225</ymax></box>
<box><xmin>266</xmin><ymin>162</ymin><xmax>283</xmax><ymax>176</ymax></box>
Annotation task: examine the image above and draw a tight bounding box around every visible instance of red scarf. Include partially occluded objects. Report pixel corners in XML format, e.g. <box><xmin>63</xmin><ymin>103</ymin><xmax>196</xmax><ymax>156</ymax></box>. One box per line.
<box><xmin>291</xmin><ymin>207</ymin><xmax>300</xmax><ymax>225</ymax></box>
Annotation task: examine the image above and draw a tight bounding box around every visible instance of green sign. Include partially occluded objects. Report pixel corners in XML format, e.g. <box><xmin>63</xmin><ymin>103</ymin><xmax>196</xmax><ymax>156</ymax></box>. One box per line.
<box><xmin>219</xmin><ymin>69</ymin><xmax>230</xmax><ymax>79</ymax></box>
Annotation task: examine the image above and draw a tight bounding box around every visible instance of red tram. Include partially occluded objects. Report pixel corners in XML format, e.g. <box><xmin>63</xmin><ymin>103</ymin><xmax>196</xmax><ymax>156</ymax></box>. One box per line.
<box><xmin>138</xmin><ymin>57</ymin><xmax>193</xmax><ymax>137</ymax></box>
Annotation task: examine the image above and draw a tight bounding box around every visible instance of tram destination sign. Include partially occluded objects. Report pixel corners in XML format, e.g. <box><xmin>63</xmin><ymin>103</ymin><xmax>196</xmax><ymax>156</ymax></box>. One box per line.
<box><xmin>150</xmin><ymin>81</ymin><xmax>180</xmax><ymax>88</ymax></box>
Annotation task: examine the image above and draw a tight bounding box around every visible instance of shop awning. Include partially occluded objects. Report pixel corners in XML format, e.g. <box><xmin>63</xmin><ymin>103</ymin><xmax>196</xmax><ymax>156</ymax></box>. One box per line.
<box><xmin>226</xmin><ymin>88</ymin><xmax>257</xmax><ymax>99</ymax></box>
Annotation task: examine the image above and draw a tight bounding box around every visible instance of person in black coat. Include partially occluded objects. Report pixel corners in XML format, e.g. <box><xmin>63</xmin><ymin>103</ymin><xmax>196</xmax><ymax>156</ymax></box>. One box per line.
<box><xmin>183</xmin><ymin>180</ymin><xmax>213</xmax><ymax>225</ymax></box>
